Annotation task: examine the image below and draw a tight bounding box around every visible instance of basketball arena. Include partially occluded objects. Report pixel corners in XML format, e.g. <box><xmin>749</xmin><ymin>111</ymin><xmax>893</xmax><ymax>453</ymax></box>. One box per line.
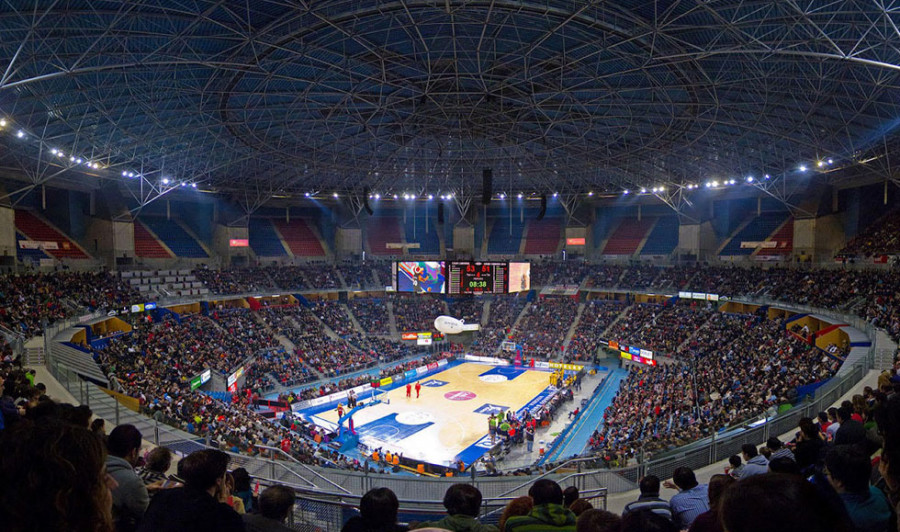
<box><xmin>0</xmin><ymin>3</ymin><xmax>899</xmax><ymax>532</ymax></box>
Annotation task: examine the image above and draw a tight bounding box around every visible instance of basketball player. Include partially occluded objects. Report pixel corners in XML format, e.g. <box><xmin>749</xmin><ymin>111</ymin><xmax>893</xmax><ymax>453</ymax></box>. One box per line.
<box><xmin>406</xmin><ymin>383</ymin><xmax>412</xmax><ymax>398</ymax></box>
<box><xmin>415</xmin><ymin>381</ymin><xmax>421</xmax><ymax>398</ymax></box>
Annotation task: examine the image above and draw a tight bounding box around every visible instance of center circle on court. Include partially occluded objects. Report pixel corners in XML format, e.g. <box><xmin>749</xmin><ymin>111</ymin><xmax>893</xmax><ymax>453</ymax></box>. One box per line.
<box><xmin>396</xmin><ymin>411</ymin><xmax>435</xmax><ymax>425</ymax></box>
<box><xmin>444</xmin><ymin>390</ymin><xmax>477</xmax><ymax>401</ymax></box>
<box><xmin>479</xmin><ymin>374</ymin><xmax>508</xmax><ymax>383</ymax></box>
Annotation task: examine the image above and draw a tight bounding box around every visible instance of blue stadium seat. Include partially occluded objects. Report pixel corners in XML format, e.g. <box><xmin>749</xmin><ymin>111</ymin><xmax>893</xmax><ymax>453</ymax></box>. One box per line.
<box><xmin>403</xmin><ymin>218</ymin><xmax>440</xmax><ymax>254</ymax></box>
<box><xmin>719</xmin><ymin>213</ymin><xmax>788</xmax><ymax>255</ymax></box>
<box><xmin>140</xmin><ymin>218</ymin><xmax>208</xmax><ymax>258</ymax></box>
<box><xmin>641</xmin><ymin>217</ymin><xmax>679</xmax><ymax>255</ymax></box>
<box><xmin>249</xmin><ymin>218</ymin><xmax>288</xmax><ymax>257</ymax></box>
<box><xmin>487</xmin><ymin>217</ymin><xmax>525</xmax><ymax>254</ymax></box>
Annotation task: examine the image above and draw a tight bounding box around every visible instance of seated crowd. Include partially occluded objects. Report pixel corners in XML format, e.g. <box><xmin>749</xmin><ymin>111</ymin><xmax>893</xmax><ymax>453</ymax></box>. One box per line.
<box><xmin>510</xmin><ymin>297</ymin><xmax>579</xmax><ymax>359</ymax></box>
<box><xmin>565</xmin><ymin>300</ymin><xmax>626</xmax><ymax>362</ymax></box>
<box><xmin>348</xmin><ymin>297</ymin><xmax>392</xmax><ymax>335</ymax></box>
<box><xmin>391</xmin><ymin>294</ymin><xmax>446</xmax><ymax>333</ymax></box>
<box><xmin>595</xmin><ymin>312</ymin><xmax>839</xmax><ymax>459</ymax></box>
<box><xmin>0</xmin><ymin>271</ymin><xmax>138</xmax><ymax>336</ymax></box>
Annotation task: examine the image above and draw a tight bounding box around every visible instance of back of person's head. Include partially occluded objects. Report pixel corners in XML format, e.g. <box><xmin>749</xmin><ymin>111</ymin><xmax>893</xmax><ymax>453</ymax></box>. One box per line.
<box><xmin>799</xmin><ymin>418</ymin><xmax>819</xmax><ymax>439</ymax></box>
<box><xmin>529</xmin><ymin>479</ymin><xmax>564</xmax><ymax>506</ymax></box>
<box><xmin>825</xmin><ymin>446</ymin><xmax>871</xmax><ymax>493</ymax></box>
<box><xmin>144</xmin><ymin>446</ymin><xmax>173</xmax><ymax>474</ymax></box>
<box><xmin>639</xmin><ymin>475</ymin><xmax>661</xmax><ymax>495</ymax></box>
<box><xmin>232</xmin><ymin>467</ymin><xmax>251</xmax><ymax>492</ymax></box>
<box><xmin>359</xmin><ymin>487</ymin><xmax>399</xmax><ymax>528</ymax></box>
<box><xmin>817</xmin><ymin>411</ymin><xmax>828</xmax><ymax>423</ymax></box>
<box><xmin>563</xmin><ymin>485</ymin><xmax>580</xmax><ymax>507</ymax></box>
<box><xmin>443</xmin><ymin>483</ymin><xmax>482</xmax><ymax>517</ymax></box>
<box><xmin>568</xmin><ymin>498</ymin><xmax>593</xmax><ymax>516</ymax></box>
<box><xmin>837</xmin><ymin>406</ymin><xmax>852</xmax><ymax>423</ymax></box>
<box><xmin>707</xmin><ymin>474</ymin><xmax>736</xmax><ymax>509</ymax></box>
<box><xmin>768</xmin><ymin>457</ymin><xmax>801</xmax><ymax>476</ymax></box>
<box><xmin>178</xmin><ymin>449</ymin><xmax>229</xmax><ymax>490</ymax></box>
<box><xmin>576</xmin><ymin>508</ymin><xmax>621</xmax><ymax>532</ymax></box>
<box><xmin>621</xmin><ymin>509</ymin><xmax>678</xmax><ymax>532</ymax></box>
<box><xmin>672</xmin><ymin>467</ymin><xmax>698</xmax><ymax>490</ymax></box>
<box><xmin>828</xmin><ymin>407</ymin><xmax>838</xmax><ymax>421</ymax></box>
<box><xmin>0</xmin><ymin>420</ymin><xmax>113</xmax><ymax>532</ymax></box>
<box><xmin>766</xmin><ymin>437</ymin><xmax>783</xmax><ymax>450</ymax></box>
<box><xmin>498</xmin><ymin>496</ymin><xmax>533</xmax><ymax>531</ymax></box>
<box><xmin>720</xmin><ymin>474</ymin><xmax>851</xmax><ymax>532</ymax></box>
<box><xmin>741</xmin><ymin>443</ymin><xmax>758</xmax><ymax>458</ymax></box>
<box><xmin>728</xmin><ymin>455</ymin><xmax>742</xmax><ymax>468</ymax></box>
<box><xmin>258</xmin><ymin>486</ymin><xmax>295</xmax><ymax>523</ymax></box>
<box><xmin>107</xmin><ymin>424</ymin><xmax>142</xmax><ymax>459</ymax></box>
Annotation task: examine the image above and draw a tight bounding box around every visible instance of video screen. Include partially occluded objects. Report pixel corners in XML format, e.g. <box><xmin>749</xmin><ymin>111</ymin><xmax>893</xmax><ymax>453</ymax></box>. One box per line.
<box><xmin>508</xmin><ymin>262</ymin><xmax>531</xmax><ymax>292</ymax></box>
<box><xmin>396</xmin><ymin>261</ymin><xmax>446</xmax><ymax>293</ymax></box>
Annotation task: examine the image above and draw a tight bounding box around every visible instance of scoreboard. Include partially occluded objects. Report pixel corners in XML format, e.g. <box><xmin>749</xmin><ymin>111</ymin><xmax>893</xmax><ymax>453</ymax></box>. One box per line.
<box><xmin>448</xmin><ymin>261</ymin><xmax>507</xmax><ymax>295</ymax></box>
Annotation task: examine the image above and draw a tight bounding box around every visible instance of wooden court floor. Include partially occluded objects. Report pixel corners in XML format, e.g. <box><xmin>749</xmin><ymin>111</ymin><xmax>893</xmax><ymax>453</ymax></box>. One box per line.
<box><xmin>307</xmin><ymin>362</ymin><xmax>552</xmax><ymax>467</ymax></box>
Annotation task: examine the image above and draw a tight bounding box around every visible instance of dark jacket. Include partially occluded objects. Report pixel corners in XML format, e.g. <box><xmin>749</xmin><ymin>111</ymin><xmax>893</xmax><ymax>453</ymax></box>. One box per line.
<box><xmin>341</xmin><ymin>516</ymin><xmax>408</xmax><ymax>532</ymax></box>
<box><xmin>136</xmin><ymin>486</ymin><xmax>245</xmax><ymax>532</ymax></box>
<box><xmin>242</xmin><ymin>513</ymin><xmax>293</xmax><ymax>532</ymax></box>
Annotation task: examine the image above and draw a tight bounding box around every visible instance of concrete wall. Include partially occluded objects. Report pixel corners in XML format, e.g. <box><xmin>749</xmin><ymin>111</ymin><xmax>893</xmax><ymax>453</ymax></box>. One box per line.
<box><xmin>335</xmin><ymin>227</ymin><xmax>362</xmax><ymax>256</ymax></box>
<box><xmin>85</xmin><ymin>219</ymin><xmax>136</xmax><ymax>268</ymax></box>
<box><xmin>0</xmin><ymin>205</ymin><xmax>15</xmax><ymax>260</ymax></box>
<box><xmin>213</xmin><ymin>224</ymin><xmax>249</xmax><ymax>266</ymax></box>
<box><xmin>452</xmin><ymin>225</ymin><xmax>475</xmax><ymax>256</ymax></box>
<box><xmin>793</xmin><ymin>215</ymin><xmax>846</xmax><ymax>262</ymax></box>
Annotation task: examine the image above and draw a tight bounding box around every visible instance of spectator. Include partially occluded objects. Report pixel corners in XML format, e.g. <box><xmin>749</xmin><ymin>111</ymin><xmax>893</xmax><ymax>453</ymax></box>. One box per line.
<box><xmin>222</xmin><ymin>472</ymin><xmax>246</xmax><ymax>515</ymax></box>
<box><xmin>720</xmin><ymin>473</ymin><xmax>851</xmax><ymax>532</ymax></box>
<box><xmin>243</xmin><ymin>486</ymin><xmax>295</xmax><ymax>532</ymax></box>
<box><xmin>0</xmin><ymin>419</ymin><xmax>115</xmax><ymax>532</ymax></box>
<box><xmin>563</xmin><ymin>486</ymin><xmax>580</xmax><ymax>508</ymax></box>
<box><xmin>137</xmin><ymin>447</ymin><xmax>175</xmax><ymax>487</ymax></box>
<box><xmin>342</xmin><ymin>487</ymin><xmax>408</xmax><ymax>532</ymax></box>
<box><xmin>106</xmin><ymin>424</ymin><xmax>150</xmax><ymax>532</ymax></box>
<box><xmin>827</xmin><ymin>407</ymin><xmax>842</xmax><ymax>440</ymax></box>
<box><xmin>726</xmin><ymin>455</ymin><xmax>743</xmax><ymax>479</ymax></box>
<box><xmin>575</xmin><ymin>509</ymin><xmax>621</xmax><ymax>532</ymax></box>
<box><xmin>665</xmin><ymin>467</ymin><xmax>709</xmax><ymax>529</ymax></box>
<box><xmin>766</xmin><ymin>437</ymin><xmax>794</xmax><ymax>462</ymax></box>
<box><xmin>739</xmin><ymin>443</ymin><xmax>769</xmax><ymax>479</ymax></box>
<box><xmin>498</xmin><ymin>496</ymin><xmax>533</xmax><ymax>532</ymax></box>
<box><xmin>793</xmin><ymin>417</ymin><xmax>828</xmax><ymax>472</ymax></box>
<box><xmin>568</xmin><ymin>499</ymin><xmax>593</xmax><ymax>517</ymax></box>
<box><xmin>137</xmin><ymin>449</ymin><xmax>244</xmax><ymax>532</ymax></box>
<box><xmin>687</xmin><ymin>474</ymin><xmax>735</xmax><ymax>532</ymax></box>
<box><xmin>505</xmin><ymin>479</ymin><xmax>577</xmax><ymax>532</ymax></box>
<box><xmin>620</xmin><ymin>510</ymin><xmax>678</xmax><ymax>532</ymax></box>
<box><xmin>622</xmin><ymin>475</ymin><xmax>673</xmax><ymax>522</ymax></box>
<box><xmin>232</xmin><ymin>468</ymin><xmax>254</xmax><ymax>514</ymax></box>
<box><xmin>767</xmin><ymin>457</ymin><xmax>802</xmax><ymax>476</ymax></box>
<box><xmin>834</xmin><ymin>405</ymin><xmax>867</xmax><ymax>447</ymax></box>
<box><xmin>410</xmin><ymin>483</ymin><xmax>497</xmax><ymax>531</ymax></box>
<box><xmin>825</xmin><ymin>446</ymin><xmax>892</xmax><ymax>532</ymax></box>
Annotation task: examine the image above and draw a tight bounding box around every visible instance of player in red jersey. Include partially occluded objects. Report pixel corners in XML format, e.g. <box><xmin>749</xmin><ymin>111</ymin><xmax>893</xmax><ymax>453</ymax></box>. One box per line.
<box><xmin>406</xmin><ymin>383</ymin><xmax>412</xmax><ymax>398</ymax></box>
<box><xmin>415</xmin><ymin>381</ymin><xmax>421</xmax><ymax>398</ymax></box>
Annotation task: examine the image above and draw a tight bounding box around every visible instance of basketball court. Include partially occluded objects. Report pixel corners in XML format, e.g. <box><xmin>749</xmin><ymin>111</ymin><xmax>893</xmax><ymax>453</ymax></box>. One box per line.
<box><xmin>295</xmin><ymin>361</ymin><xmax>561</xmax><ymax>467</ymax></box>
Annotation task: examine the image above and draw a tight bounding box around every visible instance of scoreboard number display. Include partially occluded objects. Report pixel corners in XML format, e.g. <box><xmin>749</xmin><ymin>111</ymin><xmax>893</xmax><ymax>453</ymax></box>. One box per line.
<box><xmin>448</xmin><ymin>261</ymin><xmax>507</xmax><ymax>294</ymax></box>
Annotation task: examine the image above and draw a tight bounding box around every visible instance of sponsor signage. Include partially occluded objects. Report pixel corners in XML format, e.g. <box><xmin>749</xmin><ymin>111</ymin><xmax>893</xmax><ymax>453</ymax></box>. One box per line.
<box><xmin>548</xmin><ymin>362</ymin><xmax>584</xmax><ymax>372</ymax></box>
<box><xmin>144</xmin><ymin>302</ymin><xmax>157</xmax><ymax>310</ymax></box>
<box><xmin>18</xmin><ymin>240</ymin><xmax>58</xmax><ymax>250</ymax></box>
<box><xmin>566</xmin><ymin>237</ymin><xmax>586</xmax><ymax>246</ymax></box>
<box><xmin>229</xmin><ymin>239</ymin><xmax>249</xmax><ymax>247</ymax></box>
<box><xmin>417</xmin><ymin>332</ymin><xmax>433</xmax><ymax>346</ymax></box>
<box><xmin>226</xmin><ymin>366</ymin><xmax>245</xmax><ymax>387</ymax></box>
<box><xmin>130</xmin><ymin>304</ymin><xmax>145</xmax><ymax>313</ymax></box>
<box><xmin>401</xmin><ymin>332</ymin><xmax>418</xmax><ymax>340</ymax></box>
<box><xmin>189</xmin><ymin>369</ymin><xmax>212</xmax><ymax>391</ymax></box>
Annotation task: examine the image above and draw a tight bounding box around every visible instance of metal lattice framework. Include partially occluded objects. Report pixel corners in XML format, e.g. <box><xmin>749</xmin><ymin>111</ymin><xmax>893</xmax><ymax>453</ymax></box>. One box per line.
<box><xmin>2</xmin><ymin>0</ymin><xmax>900</xmax><ymax>204</ymax></box>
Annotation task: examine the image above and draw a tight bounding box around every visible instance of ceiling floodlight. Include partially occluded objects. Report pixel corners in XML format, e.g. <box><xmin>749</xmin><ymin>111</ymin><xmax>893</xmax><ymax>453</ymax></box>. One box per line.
<box><xmin>162</xmin><ymin>178</ymin><xmax>170</xmax><ymax>185</ymax></box>
<box><xmin>799</xmin><ymin>165</ymin><xmax>807</xmax><ymax>172</ymax></box>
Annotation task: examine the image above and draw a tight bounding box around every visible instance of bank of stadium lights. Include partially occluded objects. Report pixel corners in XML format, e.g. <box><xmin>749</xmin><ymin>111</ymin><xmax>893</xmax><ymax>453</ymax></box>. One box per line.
<box><xmin>427</xmin><ymin>194</ymin><xmax>434</xmax><ymax>200</ymax></box>
<box><xmin>0</xmin><ymin>118</ymin><xmax>6</xmax><ymax>127</ymax></box>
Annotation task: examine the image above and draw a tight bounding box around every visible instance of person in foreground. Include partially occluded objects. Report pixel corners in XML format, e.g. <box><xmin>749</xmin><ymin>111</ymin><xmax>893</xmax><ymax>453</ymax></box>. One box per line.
<box><xmin>504</xmin><ymin>479</ymin><xmax>577</xmax><ymax>532</ymax></box>
<box><xmin>242</xmin><ymin>486</ymin><xmax>296</xmax><ymax>532</ymax></box>
<box><xmin>342</xmin><ymin>487</ymin><xmax>409</xmax><ymax>532</ymax></box>
<box><xmin>137</xmin><ymin>449</ymin><xmax>245</xmax><ymax>532</ymax></box>
<box><xmin>410</xmin><ymin>483</ymin><xmax>498</xmax><ymax>531</ymax></box>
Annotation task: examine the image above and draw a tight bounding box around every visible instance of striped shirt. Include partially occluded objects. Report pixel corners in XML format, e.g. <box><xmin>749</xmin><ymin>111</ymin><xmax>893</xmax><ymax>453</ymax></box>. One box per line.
<box><xmin>670</xmin><ymin>484</ymin><xmax>709</xmax><ymax>529</ymax></box>
<box><xmin>622</xmin><ymin>495</ymin><xmax>674</xmax><ymax>522</ymax></box>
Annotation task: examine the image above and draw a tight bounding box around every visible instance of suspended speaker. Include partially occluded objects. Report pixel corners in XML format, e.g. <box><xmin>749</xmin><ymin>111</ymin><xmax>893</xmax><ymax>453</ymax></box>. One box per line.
<box><xmin>537</xmin><ymin>194</ymin><xmax>547</xmax><ymax>220</ymax></box>
<box><xmin>363</xmin><ymin>187</ymin><xmax>373</xmax><ymax>215</ymax></box>
<box><xmin>437</xmin><ymin>202</ymin><xmax>445</xmax><ymax>224</ymax></box>
<box><xmin>482</xmin><ymin>169</ymin><xmax>493</xmax><ymax>205</ymax></box>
